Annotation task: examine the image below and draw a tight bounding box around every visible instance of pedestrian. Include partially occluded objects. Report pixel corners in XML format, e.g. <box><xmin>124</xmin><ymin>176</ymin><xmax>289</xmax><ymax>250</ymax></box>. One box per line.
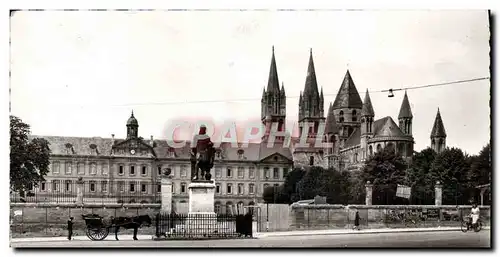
<box><xmin>354</xmin><ymin>211</ymin><xmax>360</xmax><ymax>230</ymax></box>
<box><xmin>67</xmin><ymin>217</ymin><xmax>74</xmax><ymax>240</ymax></box>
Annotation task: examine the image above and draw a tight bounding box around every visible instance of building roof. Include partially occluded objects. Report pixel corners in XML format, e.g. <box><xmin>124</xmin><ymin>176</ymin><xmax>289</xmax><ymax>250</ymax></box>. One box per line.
<box><xmin>324</xmin><ymin>103</ymin><xmax>339</xmax><ymax>134</ymax></box>
<box><xmin>361</xmin><ymin>89</ymin><xmax>375</xmax><ymax>117</ymax></box>
<box><xmin>398</xmin><ymin>91</ymin><xmax>413</xmax><ymax>119</ymax></box>
<box><xmin>332</xmin><ymin>70</ymin><xmax>363</xmax><ymax>110</ymax></box>
<box><xmin>373</xmin><ymin>116</ymin><xmax>407</xmax><ymax>138</ymax></box>
<box><xmin>431</xmin><ymin>108</ymin><xmax>447</xmax><ymax>138</ymax></box>
<box><xmin>344</xmin><ymin>128</ymin><xmax>361</xmax><ymax>148</ymax></box>
<box><xmin>29</xmin><ymin>135</ymin><xmax>293</xmax><ymax>162</ymax></box>
<box><xmin>126</xmin><ymin>111</ymin><xmax>138</xmax><ymax>126</ymax></box>
<box><xmin>302</xmin><ymin>49</ymin><xmax>320</xmax><ymax>98</ymax></box>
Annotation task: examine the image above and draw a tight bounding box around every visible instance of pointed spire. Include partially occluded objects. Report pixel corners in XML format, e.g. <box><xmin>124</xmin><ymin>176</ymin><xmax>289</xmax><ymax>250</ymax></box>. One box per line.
<box><xmin>281</xmin><ymin>82</ymin><xmax>285</xmax><ymax>95</ymax></box>
<box><xmin>332</xmin><ymin>70</ymin><xmax>363</xmax><ymax>110</ymax></box>
<box><xmin>320</xmin><ymin>87</ymin><xmax>324</xmax><ymax>98</ymax></box>
<box><xmin>361</xmin><ymin>89</ymin><xmax>375</xmax><ymax>117</ymax></box>
<box><xmin>398</xmin><ymin>91</ymin><xmax>413</xmax><ymax>119</ymax></box>
<box><xmin>303</xmin><ymin>48</ymin><xmax>320</xmax><ymax>97</ymax></box>
<box><xmin>266</xmin><ymin>46</ymin><xmax>280</xmax><ymax>93</ymax></box>
<box><xmin>431</xmin><ymin>108</ymin><xmax>447</xmax><ymax>138</ymax></box>
<box><xmin>325</xmin><ymin>103</ymin><xmax>339</xmax><ymax>134</ymax></box>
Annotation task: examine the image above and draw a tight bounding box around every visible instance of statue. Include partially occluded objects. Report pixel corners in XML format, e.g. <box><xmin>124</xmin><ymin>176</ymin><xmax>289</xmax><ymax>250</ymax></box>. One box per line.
<box><xmin>190</xmin><ymin>125</ymin><xmax>215</xmax><ymax>181</ymax></box>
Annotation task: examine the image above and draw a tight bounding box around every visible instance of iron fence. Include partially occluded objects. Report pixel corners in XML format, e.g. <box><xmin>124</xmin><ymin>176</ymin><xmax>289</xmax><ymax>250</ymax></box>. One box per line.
<box><xmin>10</xmin><ymin>181</ymin><xmax>161</xmax><ymax>204</ymax></box>
<box><xmin>155</xmin><ymin>213</ymin><xmax>252</xmax><ymax>239</ymax></box>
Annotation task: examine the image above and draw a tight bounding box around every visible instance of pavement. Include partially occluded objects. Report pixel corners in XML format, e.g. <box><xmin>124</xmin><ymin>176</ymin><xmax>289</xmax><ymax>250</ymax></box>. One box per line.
<box><xmin>10</xmin><ymin>230</ymin><xmax>491</xmax><ymax>248</ymax></box>
<box><xmin>10</xmin><ymin>227</ymin><xmax>490</xmax><ymax>248</ymax></box>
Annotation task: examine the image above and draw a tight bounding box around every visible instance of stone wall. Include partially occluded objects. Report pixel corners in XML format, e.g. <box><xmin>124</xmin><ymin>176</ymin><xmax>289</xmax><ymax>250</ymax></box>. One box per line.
<box><xmin>288</xmin><ymin>205</ymin><xmax>491</xmax><ymax>231</ymax></box>
<box><xmin>10</xmin><ymin>203</ymin><xmax>161</xmax><ymax>238</ymax></box>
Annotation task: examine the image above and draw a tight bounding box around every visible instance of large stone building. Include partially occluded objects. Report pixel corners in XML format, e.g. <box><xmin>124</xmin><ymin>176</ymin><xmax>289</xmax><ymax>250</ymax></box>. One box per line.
<box><xmin>28</xmin><ymin>47</ymin><xmax>448</xmax><ymax>211</ymax></box>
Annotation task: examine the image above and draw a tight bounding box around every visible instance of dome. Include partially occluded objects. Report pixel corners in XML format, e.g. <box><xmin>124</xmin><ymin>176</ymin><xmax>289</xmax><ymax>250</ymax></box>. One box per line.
<box><xmin>126</xmin><ymin>111</ymin><xmax>138</xmax><ymax>126</ymax></box>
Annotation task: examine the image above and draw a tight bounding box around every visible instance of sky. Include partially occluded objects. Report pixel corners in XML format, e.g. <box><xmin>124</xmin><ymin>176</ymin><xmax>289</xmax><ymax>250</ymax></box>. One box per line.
<box><xmin>10</xmin><ymin>10</ymin><xmax>491</xmax><ymax>155</ymax></box>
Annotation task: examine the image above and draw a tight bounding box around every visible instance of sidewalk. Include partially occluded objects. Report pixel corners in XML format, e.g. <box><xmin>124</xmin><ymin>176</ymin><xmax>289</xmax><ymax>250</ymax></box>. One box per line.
<box><xmin>254</xmin><ymin>226</ymin><xmax>491</xmax><ymax>238</ymax></box>
<box><xmin>10</xmin><ymin>226</ymin><xmax>490</xmax><ymax>242</ymax></box>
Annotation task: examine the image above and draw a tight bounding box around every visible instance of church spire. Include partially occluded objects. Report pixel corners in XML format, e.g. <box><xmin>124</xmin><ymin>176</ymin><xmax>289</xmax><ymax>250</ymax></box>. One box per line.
<box><xmin>361</xmin><ymin>89</ymin><xmax>375</xmax><ymax>117</ymax></box>
<box><xmin>431</xmin><ymin>108</ymin><xmax>447</xmax><ymax>138</ymax></box>
<box><xmin>398</xmin><ymin>91</ymin><xmax>413</xmax><ymax>118</ymax></box>
<box><xmin>267</xmin><ymin>45</ymin><xmax>280</xmax><ymax>94</ymax></box>
<box><xmin>303</xmin><ymin>48</ymin><xmax>320</xmax><ymax>97</ymax></box>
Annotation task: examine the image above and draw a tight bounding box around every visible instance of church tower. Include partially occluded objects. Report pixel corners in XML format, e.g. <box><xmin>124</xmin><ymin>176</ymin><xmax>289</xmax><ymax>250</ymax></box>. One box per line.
<box><xmin>360</xmin><ymin>89</ymin><xmax>375</xmax><ymax>161</ymax></box>
<box><xmin>294</xmin><ymin>49</ymin><xmax>326</xmax><ymax>167</ymax></box>
<box><xmin>331</xmin><ymin>70</ymin><xmax>363</xmax><ymax>147</ymax></box>
<box><xmin>261</xmin><ymin>46</ymin><xmax>286</xmax><ymax>142</ymax></box>
<box><xmin>398</xmin><ymin>91</ymin><xmax>413</xmax><ymax>136</ymax></box>
<box><xmin>126</xmin><ymin>111</ymin><xmax>139</xmax><ymax>139</ymax></box>
<box><xmin>430</xmin><ymin>108</ymin><xmax>447</xmax><ymax>153</ymax></box>
<box><xmin>324</xmin><ymin>103</ymin><xmax>340</xmax><ymax>168</ymax></box>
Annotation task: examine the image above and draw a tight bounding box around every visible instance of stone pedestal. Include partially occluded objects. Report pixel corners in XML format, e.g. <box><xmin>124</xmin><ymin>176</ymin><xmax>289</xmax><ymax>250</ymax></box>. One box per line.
<box><xmin>186</xmin><ymin>181</ymin><xmax>217</xmax><ymax>233</ymax></box>
<box><xmin>161</xmin><ymin>176</ymin><xmax>173</xmax><ymax>213</ymax></box>
<box><xmin>76</xmin><ymin>178</ymin><xmax>84</xmax><ymax>205</ymax></box>
<box><xmin>435</xmin><ymin>181</ymin><xmax>442</xmax><ymax>206</ymax></box>
<box><xmin>365</xmin><ymin>181</ymin><xmax>373</xmax><ymax>206</ymax></box>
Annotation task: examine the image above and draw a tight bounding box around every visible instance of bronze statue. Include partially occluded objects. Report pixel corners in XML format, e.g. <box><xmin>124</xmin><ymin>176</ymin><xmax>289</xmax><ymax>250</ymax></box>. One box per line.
<box><xmin>190</xmin><ymin>125</ymin><xmax>215</xmax><ymax>181</ymax></box>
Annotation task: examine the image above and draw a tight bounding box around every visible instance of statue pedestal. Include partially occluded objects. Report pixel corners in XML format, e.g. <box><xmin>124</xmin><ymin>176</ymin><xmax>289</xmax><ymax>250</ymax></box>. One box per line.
<box><xmin>185</xmin><ymin>181</ymin><xmax>218</xmax><ymax>234</ymax></box>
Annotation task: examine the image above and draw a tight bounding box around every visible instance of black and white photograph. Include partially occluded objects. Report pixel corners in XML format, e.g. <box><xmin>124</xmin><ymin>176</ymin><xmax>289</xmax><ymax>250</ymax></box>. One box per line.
<box><xmin>7</xmin><ymin>7</ymin><xmax>492</xmax><ymax>249</ymax></box>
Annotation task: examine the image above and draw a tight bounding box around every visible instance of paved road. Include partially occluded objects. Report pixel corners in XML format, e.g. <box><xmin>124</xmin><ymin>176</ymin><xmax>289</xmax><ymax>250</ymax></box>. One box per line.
<box><xmin>11</xmin><ymin>230</ymin><xmax>490</xmax><ymax>248</ymax></box>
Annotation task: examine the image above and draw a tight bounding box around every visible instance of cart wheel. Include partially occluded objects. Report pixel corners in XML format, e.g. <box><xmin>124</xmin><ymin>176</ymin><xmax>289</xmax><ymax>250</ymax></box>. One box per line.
<box><xmin>87</xmin><ymin>227</ymin><xmax>109</xmax><ymax>241</ymax></box>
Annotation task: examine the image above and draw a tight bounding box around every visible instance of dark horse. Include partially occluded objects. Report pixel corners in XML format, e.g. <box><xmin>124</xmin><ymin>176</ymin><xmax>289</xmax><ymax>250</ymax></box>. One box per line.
<box><xmin>111</xmin><ymin>215</ymin><xmax>152</xmax><ymax>240</ymax></box>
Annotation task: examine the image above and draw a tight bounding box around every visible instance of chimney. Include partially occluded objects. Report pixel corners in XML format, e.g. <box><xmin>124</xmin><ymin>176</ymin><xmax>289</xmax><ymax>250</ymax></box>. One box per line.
<box><xmin>150</xmin><ymin>135</ymin><xmax>154</xmax><ymax>146</ymax></box>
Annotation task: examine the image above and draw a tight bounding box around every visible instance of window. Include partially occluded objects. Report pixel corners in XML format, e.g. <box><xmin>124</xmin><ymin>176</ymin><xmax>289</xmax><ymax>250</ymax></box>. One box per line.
<box><xmin>52</xmin><ymin>180</ymin><xmax>59</xmax><ymax>192</ymax></box>
<box><xmin>65</xmin><ymin>162</ymin><xmax>72</xmax><ymax>174</ymax></box>
<box><xmin>273</xmin><ymin>168</ymin><xmax>279</xmax><ymax>179</ymax></box>
<box><xmin>238</xmin><ymin>167</ymin><xmax>244</xmax><ymax>178</ymax></box>
<box><xmin>157</xmin><ymin>166</ymin><xmax>162</xmax><ymax>176</ymax></box>
<box><xmin>52</xmin><ymin>162</ymin><xmax>60</xmax><ymax>174</ymax></box>
<box><xmin>249</xmin><ymin>184</ymin><xmax>255</xmax><ymax>194</ymax></box>
<box><xmin>90</xmin><ymin>163</ymin><xmax>97</xmax><ymax>175</ymax></box>
<box><xmin>238</xmin><ymin>183</ymin><xmax>244</xmax><ymax>195</ymax></box>
<box><xmin>41</xmin><ymin>182</ymin><xmax>46</xmax><ymax>191</ymax></box>
<box><xmin>101</xmin><ymin>163</ymin><xmax>108</xmax><ymax>175</ymax></box>
<box><xmin>377</xmin><ymin>144</ymin><xmax>382</xmax><ymax>152</ymax></box>
<box><xmin>171</xmin><ymin>183</ymin><xmax>175</xmax><ymax>193</ymax></box>
<box><xmin>157</xmin><ymin>184</ymin><xmax>161</xmax><ymax>193</ymax></box>
<box><xmin>216</xmin><ymin>183</ymin><xmax>221</xmax><ymax>194</ymax></box>
<box><xmin>249</xmin><ymin>167</ymin><xmax>255</xmax><ymax>179</ymax></box>
<box><xmin>130</xmin><ymin>165</ymin><xmax>135</xmax><ymax>176</ymax></box>
<box><xmin>226</xmin><ymin>168</ymin><xmax>232</xmax><ymax>177</ymax></box>
<box><xmin>77</xmin><ymin>163</ymin><xmax>84</xmax><ymax>175</ymax></box>
<box><xmin>89</xmin><ymin>181</ymin><xmax>96</xmax><ymax>192</ymax></box>
<box><xmin>181</xmin><ymin>183</ymin><xmax>186</xmax><ymax>193</ymax></box>
<box><xmin>354</xmin><ymin>153</ymin><xmax>358</xmax><ymax>163</ymax></box>
<box><xmin>215</xmin><ymin>167</ymin><xmax>221</xmax><ymax>178</ymax></box>
<box><xmin>227</xmin><ymin>183</ymin><xmax>233</xmax><ymax>194</ymax></box>
<box><xmin>118</xmin><ymin>181</ymin><xmax>124</xmax><ymax>192</ymax></box>
<box><xmin>101</xmin><ymin>181</ymin><xmax>108</xmax><ymax>192</ymax></box>
<box><xmin>283</xmin><ymin>168</ymin><xmax>289</xmax><ymax>178</ymax></box>
<box><xmin>141</xmin><ymin>184</ymin><xmax>147</xmax><ymax>193</ymax></box>
<box><xmin>264</xmin><ymin>167</ymin><xmax>270</xmax><ymax>179</ymax></box>
<box><xmin>129</xmin><ymin>183</ymin><xmax>135</xmax><ymax>192</ymax></box>
<box><xmin>141</xmin><ymin>166</ymin><xmax>147</xmax><ymax>176</ymax></box>
<box><xmin>119</xmin><ymin>165</ymin><xmax>124</xmax><ymax>175</ymax></box>
<box><xmin>263</xmin><ymin>183</ymin><xmax>270</xmax><ymax>193</ymax></box>
<box><xmin>352</xmin><ymin>110</ymin><xmax>357</xmax><ymax>122</ymax></box>
<box><xmin>65</xmin><ymin>180</ymin><xmax>71</xmax><ymax>192</ymax></box>
<box><xmin>309</xmin><ymin>156</ymin><xmax>314</xmax><ymax>166</ymax></box>
<box><xmin>181</xmin><ymin>166</ymin><xmax>187</xmax><ymax>177</ymax></box>
<box><xmin>214</xmin><ymin>202</ymin><xmax>222</xmax><ymax>214</ymax></box>
<box><xmin>339</xmin><ymin>110</ymin><xmax>344</xmax><ymax>123</ymax></box>
<box><xmin>369</xmin><ymin>145</ymin><xmax>373</xmax><ymax>156</ymax></box>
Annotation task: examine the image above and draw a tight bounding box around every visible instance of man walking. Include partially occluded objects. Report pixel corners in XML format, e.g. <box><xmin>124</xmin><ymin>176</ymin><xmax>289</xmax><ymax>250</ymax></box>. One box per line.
<box><xmin>67</xmin><ymin>217</ymin><xmax>74</xmax><ymax>240</ymax></box>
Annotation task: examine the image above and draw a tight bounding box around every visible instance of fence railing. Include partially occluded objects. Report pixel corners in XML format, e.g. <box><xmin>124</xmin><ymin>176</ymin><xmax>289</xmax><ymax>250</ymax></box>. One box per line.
<box><xmin>155</xmin><ymin>213</ymin><xmax>253</xmax><ymax>238</ymax></box>
<box><xmin>10</xmin><ymin>181</ymin><xmax>161</xmax><ymax>204</ymax></box>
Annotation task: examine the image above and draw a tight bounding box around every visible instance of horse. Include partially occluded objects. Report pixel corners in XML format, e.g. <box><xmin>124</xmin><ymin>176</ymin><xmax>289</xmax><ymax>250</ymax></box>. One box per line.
<box><xmin>111</xmin><ymin>215</ymin><xmax>152</xmax><ymax>241</ymax></box>
<box><xmin>191</xmin><ymin>144</ymin><xmax>215</xmax><ymax>181</ymax></box>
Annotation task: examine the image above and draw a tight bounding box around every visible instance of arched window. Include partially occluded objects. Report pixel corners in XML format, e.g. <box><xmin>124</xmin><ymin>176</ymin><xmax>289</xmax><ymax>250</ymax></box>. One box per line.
<box><xmin>226</xmin><ymin>201</ymin><xmax>234</xmax><ymax>215</ymax></box>
<box><xmin>339</xmin><ymin>111</ymin><xmax>344</xmax><ymax>123</ymax></box>
<box><xmin>309</xmin><ymin>156</ymin><xmax>314</xmax><ymax>166</ymax></box>
<box><xmin>237</xmin><ymin>201</ymin><xmax>244</xmax><ymax>215</ymax></box>
<box><xmin>376</xmin><ymin>144</ymin><xmax>382</xmax><ymax>152</ymax></box>
<box><xmin>352</xmin><ymin>110</ymin><xmax>357</xmax><ymax>122</ymax></box>
<box><xmin>248</xmin><ymin>201</ymin><xmax>255</xmax><ymax>215</ymax></box>
<box><xmin>369</xmin><ymin>145</ymin><xmax>373</xmax><ymax>156</ymax></box>
<box><xmin>398</xmin><ymin>143</ymin><xmax>405</xmax><ymax>155</ymax></box>
<box><xmin>214</xmin><ymin>201</ymin><xmax>222</xmax><ymax>214</ymax></box>
<box><xmin>354</xmin><ymin>153</ymin><xmax>358</xmax><ymax>163</ymax></box>
<box><xmin>386</xmin><ymin>142</ymin><xmax>395</xmax><ymax>152</ymax></box>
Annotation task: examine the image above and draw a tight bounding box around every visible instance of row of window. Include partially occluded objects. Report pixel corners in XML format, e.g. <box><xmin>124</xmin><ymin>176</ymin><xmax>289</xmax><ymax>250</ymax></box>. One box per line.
<box><xmin>338</xmin><ymin>110</ymin><xmax>358</xmax><ymax>123</ymax></box>
<box><xmin>51</xmin><ymin>162</ymin><xmax>108</xmax><ymax>176</ymax></box>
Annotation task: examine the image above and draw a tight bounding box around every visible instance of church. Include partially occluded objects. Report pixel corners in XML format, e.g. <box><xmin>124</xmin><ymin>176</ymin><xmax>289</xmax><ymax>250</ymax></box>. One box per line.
<box><xmin>261</xmin><ymin>47</ymin><xmax>448</xmax><ymax>171</ymax></box>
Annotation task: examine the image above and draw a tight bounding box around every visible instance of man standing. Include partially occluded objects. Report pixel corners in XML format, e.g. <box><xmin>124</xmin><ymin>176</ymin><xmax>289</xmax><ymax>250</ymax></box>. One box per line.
<box><xmin>67</xmin><ymin>217</ymin><xmax>74</xmax><ymax>240</ymax></box>
<box><xmin>190</xmin><ymin>125</ymin><xmax>214</xmax><ymax>181</ymax></box>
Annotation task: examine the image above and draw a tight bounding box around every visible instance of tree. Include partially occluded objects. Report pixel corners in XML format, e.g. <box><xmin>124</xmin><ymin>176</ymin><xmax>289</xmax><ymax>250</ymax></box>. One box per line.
<box><xmin>362</xmin><ymin>147</ymin><xmax>408</xmax><ymax>205</ymax></box>
<box><xmin>465</xmin><ymin>143</ymin><xmax>491</xmax><ymax>204</ymax></box>
<box><xmin>263</xmin><ymin>184</ymin><xmax>286</xmax><ymax>204</ymax></box>
<box><xmin>406</xmin><ymin>148</ymin><xmax>437</xmax><ymax>205</ymax></box>
<box><xmin>280</xmin><ymin>167</ymin><xmax>306</xmax><ymax>204</ymax></box>
<box><xmin>10</xmin><ymin>115</ymin><xmax>51</xmax><ymax>195</ymax></box>
<box><xmin>296</xmin><ymin>166</ymin><xmax>350</xmax><ymax>204</ymax></box>
<box><xmin>429</xmin><ymin>147</ymin><xmax>470</xmax><ymax>205</ymax></box>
